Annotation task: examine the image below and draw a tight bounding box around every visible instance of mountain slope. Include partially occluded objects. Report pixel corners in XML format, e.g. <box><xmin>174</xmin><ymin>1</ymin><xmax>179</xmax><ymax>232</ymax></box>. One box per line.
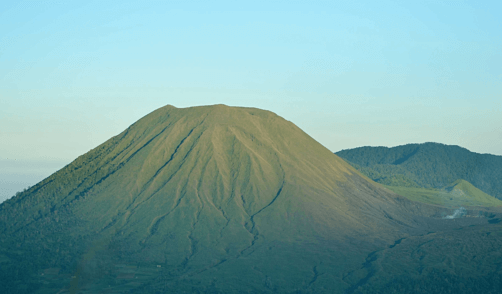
<box><xmin>0</xmin><ymin>105</ymin><xmax>484</xmax><ymax>293</ymax></box>
<box><xmin>336</xmin><ymin>143</ymin><xmax>502</xmax><ymax>199</ymax></box>
<box><xmin>385</xmin><ymin>179</ymin><xmax>502</xmax><ymax>208</ymax></box>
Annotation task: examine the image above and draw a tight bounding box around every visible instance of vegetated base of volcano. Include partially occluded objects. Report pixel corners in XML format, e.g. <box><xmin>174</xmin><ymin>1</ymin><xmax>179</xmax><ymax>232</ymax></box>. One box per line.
<box><xmin>1</xmin><ymin>105</ymin><xmax>501</xmax><ymax>294</ymax></box>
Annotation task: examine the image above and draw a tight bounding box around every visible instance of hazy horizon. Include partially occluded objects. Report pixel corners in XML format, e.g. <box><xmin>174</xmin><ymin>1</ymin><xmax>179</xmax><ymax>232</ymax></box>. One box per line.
<box><xmin>2</xmin><ymin>1</ymin><xmax>501</xmax><ymax>201</ymax></box>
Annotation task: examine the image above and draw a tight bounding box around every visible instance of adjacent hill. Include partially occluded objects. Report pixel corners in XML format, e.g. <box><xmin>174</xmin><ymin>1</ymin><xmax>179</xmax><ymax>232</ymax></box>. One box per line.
<box><xmin>336</xmin><ymin>143</ymin><xmax>502</xmax><ymax>200</ymax></box>
<box><xmin>0</xmin><ymin>105</ymin><xmax>438</xmax><ymax>293</ymax></box>
<box><xmin>385</xmin><ymin>179</ymin><xmax>502</xmax><ymax>208</ymax></box>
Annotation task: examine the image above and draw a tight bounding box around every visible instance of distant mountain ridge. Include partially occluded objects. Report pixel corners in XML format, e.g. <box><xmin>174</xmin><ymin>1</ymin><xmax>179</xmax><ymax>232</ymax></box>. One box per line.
<box><xmin>336</xmin><ymin>142</ymin><xmax>502</xmax><ymax>200</ymax></box>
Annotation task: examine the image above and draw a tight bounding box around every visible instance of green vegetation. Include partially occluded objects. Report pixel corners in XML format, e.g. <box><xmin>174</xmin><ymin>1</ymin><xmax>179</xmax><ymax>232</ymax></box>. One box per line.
<box><xmin>352</xmin><ymin>221</ymin><xmax>502</xmax><ymax>294</ymax></box>
<box><xmin>336</xmin><ymin>143</ymin><xmax>502</xmax><ymax>199</ymax></box>
<box><xmin>1</xmin><ymin>105</ymin><xmax>501</xmax><ymax>293</ymax></box>
<box><xmin>0</xmin><ymin>104</ymin><xmax>425</xmax><ymax>293</ymax></box>
<box><xmin>384</xmin><ymin>179</ymin><xmax>502</xmax><ymax>207</ymax></box>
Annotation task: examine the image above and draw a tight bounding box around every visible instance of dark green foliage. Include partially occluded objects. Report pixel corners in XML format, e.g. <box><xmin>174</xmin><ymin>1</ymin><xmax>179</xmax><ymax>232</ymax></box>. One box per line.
<box><xmin>350</xmin><ymin>220</ymin><xmax>502</xmax><ymax>294</ymax></box>
<box><xmin>371</xmin><ymin>271</ymin><xmax>502</xmax><ymax>294</ymax></box>
<box><xmin>336</xmin><ymin>142</ymin><xmax>502</xmax><ymax>199</ymax></box>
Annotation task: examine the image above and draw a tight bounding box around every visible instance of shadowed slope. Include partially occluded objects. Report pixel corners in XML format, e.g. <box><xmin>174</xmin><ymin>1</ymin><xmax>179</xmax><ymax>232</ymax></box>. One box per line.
<box><xmin>0</xmin><ymin>105</ymin><xmax>440</xmax><ymax>293</ymax></box>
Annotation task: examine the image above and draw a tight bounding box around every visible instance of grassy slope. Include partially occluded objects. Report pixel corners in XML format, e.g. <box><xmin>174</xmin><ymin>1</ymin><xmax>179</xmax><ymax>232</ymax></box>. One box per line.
<box><xmin>336</xmin><ymin>143</ymin><xmax>502</xmax><ymax>199</ymax></box>
<box><xmin>0</xmin><ymin>104</ymin><xmax>429</xmax><ymax>294</ymax></box>
<box><xmin>2</xmin><ymin>105</ymin><xmax>502</xmax><ymax>293</ymax></box>
<box><xmin>384</xmin><ymin>179</ymin><xmax>502</xmax><ymax>207</ymax></box>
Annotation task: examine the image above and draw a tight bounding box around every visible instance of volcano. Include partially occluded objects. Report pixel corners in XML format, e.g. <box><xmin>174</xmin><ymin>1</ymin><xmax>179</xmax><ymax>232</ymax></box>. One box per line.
<box><xmin>1</xmin><ymin>105</ymin><xmax>498</xmax><ymax>293</ymax></box>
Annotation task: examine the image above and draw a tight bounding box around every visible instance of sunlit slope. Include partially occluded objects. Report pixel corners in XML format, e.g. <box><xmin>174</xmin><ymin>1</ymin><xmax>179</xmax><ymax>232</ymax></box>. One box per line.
<box><xmin>336</xmin><ymin>143</ymin><xmax>502</xmax><ymax>199</ymax></box>
<box><xmin>0</xmin><ymin>105</ymin><xmax>433</xmax><ymax>293</ymax></box>
<box><xmin>385</xmin><ymin>179</ymin><xmax>502</xmax><ymax>208</ymax></box>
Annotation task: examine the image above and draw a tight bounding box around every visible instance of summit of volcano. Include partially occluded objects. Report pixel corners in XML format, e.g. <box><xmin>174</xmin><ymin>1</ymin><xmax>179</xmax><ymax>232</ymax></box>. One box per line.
<box><xmin>1</xmin><ymin>105</ymin><xmax>499</xmax><ymax>294</ymax></box>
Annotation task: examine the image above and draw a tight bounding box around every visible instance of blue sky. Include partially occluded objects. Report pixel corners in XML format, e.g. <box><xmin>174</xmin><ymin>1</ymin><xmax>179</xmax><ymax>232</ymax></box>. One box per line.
<box><xmin>1</xmin><ymin>0</ymin><xmax>501</xmax><ymax>201</ymax></box>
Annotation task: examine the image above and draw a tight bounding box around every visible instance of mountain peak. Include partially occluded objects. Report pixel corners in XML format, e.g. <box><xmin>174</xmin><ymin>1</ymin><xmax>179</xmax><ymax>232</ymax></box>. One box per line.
<box><xmin>0</xmin><ymin>104</ymin><xmax>434</xmax><ymax>293</ymax></box>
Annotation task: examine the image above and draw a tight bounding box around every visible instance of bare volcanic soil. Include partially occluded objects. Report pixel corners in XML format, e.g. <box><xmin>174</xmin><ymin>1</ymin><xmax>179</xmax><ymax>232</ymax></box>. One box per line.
<box><xmin>0</xmin><ymin>105</ymin><xmax>501</xmax><ymax>294</ymax></box>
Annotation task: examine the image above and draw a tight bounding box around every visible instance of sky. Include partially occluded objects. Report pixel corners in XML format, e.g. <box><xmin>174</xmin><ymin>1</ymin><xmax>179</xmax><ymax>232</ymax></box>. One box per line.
<box><xmin>1</xmin><ymin>0</ymin><xmax>501</xmax><ymax>202</ymax></box>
